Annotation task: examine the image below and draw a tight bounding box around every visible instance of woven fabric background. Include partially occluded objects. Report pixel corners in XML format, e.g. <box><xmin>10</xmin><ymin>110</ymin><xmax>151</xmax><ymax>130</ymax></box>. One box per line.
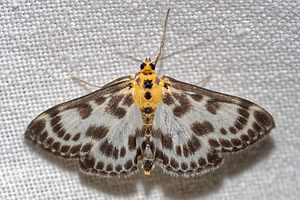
<box><xmin>1</xmin><ymin>0</ymin><xmax>299</xmax><ymax>199</ymax></box>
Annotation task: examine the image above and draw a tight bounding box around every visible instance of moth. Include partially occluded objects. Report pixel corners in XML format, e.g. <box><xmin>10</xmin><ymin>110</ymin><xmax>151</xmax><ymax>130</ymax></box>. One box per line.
<box><xmin>25</xmin><ymin>8</ymin><xmax>275</xmax><ymax>178</ymax></box>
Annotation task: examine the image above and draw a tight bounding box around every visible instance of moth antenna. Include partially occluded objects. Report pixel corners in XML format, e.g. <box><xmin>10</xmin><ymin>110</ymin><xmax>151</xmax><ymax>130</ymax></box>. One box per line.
<box><xmin>154</xmin><ymin>8</ymin><xmax>171</xmax><ymax>67</ymax></box>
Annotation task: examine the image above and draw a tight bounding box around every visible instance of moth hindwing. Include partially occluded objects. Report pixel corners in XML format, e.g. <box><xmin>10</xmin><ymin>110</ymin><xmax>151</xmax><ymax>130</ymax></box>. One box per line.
<box><xmin>25</xmin><ymin>8</ymin><xmax>275</xmax><ymax>178</ymax></box>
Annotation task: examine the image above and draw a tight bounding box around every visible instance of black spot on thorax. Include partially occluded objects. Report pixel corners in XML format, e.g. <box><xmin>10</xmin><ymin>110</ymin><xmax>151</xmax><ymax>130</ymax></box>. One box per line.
<box><xmin>144</xmin><ymin>92</ymin><xmax>152</xmax><ymax>100</ymax></box>
<box><xmin>143</xmin><ymin>79</ymin><xmax>153</xmax><ymax>89</ymax></box>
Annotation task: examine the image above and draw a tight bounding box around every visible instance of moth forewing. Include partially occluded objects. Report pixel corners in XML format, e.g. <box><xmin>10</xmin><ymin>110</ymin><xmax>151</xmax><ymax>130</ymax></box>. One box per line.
<box><xmin>149</xmin><ymin>78</ymin><xmax>274</xmax><ymax>177</ymax></box>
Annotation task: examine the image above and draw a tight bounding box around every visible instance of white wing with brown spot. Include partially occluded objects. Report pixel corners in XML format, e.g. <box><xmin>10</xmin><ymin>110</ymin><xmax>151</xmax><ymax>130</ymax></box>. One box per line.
<box><xmin>25</xmin><ymin>79</ymin><xmax>144</xmax><ymax>177</ymax></box>
<box><xmin>151</xmin><ymin>76</ymin><xmax>275</xmax><ymax>177</ymax></box>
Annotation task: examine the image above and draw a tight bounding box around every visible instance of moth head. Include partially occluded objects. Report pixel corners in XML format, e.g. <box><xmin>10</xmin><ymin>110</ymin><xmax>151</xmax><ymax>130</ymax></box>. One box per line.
<box><xmin>140</xmin><ymin>57</ymin><xmax>155</xmax><ymax>74</ymax></box>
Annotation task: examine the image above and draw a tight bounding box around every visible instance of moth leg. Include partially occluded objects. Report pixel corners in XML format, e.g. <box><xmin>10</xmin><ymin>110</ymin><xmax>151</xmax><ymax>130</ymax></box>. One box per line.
<box><xmin>71</xmin><ymin>75</ymin><xmax>133</xmax><ymax>88</ymax></box>
<box><xmin>194</xmin><ymin>74</ymin><xmax>212</xmax><ymax>86</ymax></box>
<box><xmin>101</xmin><ymin>75</ymin><xmax>134</xmax><ymax>88</ymax></box>
<box><xmin>70</xmin><ymin>75</ymin><xmax>102</xmax><ymax>88</ymax></box>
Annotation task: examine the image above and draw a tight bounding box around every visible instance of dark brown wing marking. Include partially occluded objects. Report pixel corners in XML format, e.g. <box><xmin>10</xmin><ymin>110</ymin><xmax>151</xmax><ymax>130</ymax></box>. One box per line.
<box><xmin>25</xmin><ymin>77</ymin><xmax>143</xmax><ymax>177</ymax></box>
<box><xmin>151</xmin><ymin>76</ymin><xmax>275</xmax><ymax>177</ymax></box>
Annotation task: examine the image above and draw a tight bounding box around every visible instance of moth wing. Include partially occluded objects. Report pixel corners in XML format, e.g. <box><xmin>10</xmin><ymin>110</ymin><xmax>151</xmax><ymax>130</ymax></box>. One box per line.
<box><xmin>25</xmin><ymin>79</ymin><xmax>143</xmax><ymax>177</ymax></box>
<box><xmin>151</xmin><ymin>76</ymin><xmax>275</xmax><ymax>177</ymax></box>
